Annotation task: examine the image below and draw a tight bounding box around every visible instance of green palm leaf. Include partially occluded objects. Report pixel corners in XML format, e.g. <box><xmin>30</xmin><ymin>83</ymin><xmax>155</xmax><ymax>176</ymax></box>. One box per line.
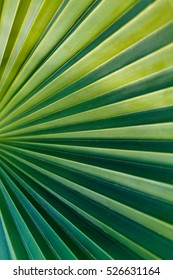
<box><xmin>0</xmin><ymin>0</ymin><xmax>173</xmax><ymax>260</ymax></box>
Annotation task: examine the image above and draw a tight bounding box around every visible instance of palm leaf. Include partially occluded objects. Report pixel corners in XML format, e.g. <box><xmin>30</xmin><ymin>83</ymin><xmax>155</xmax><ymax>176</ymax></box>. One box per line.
<box><xmin>0</xmin><ymin>0</ymin><xmax>173</xmax><ymax>260</ymax></box>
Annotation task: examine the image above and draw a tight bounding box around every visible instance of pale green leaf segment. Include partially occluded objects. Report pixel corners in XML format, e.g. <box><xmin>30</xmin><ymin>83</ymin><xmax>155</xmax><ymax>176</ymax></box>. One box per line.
<box><xmin>0</xmin><ymin>0</ymin><xmax>173</xmax><ymax>260</ymax></box>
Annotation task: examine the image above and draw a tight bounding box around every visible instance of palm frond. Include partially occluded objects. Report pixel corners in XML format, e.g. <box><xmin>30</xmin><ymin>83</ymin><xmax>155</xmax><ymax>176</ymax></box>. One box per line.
<box><xmin>0</xmin><ymin>0</ymin><xmax>173</xmax><ymax>260</ymax></box>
